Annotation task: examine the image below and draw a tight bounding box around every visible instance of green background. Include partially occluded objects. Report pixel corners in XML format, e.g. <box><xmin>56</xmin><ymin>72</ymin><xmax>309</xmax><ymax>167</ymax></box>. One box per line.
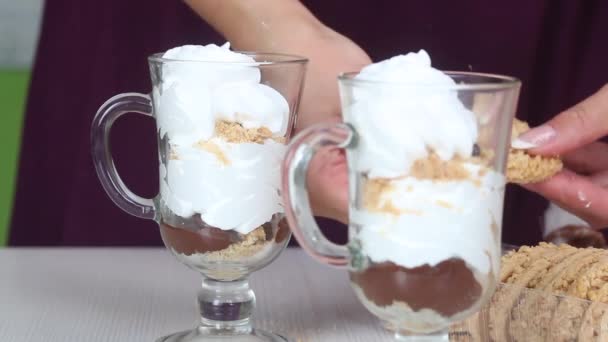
<box><xmin>0</xmin><ymin>69</ymin><xmax>29</xmax><ymax>246</ymax></box>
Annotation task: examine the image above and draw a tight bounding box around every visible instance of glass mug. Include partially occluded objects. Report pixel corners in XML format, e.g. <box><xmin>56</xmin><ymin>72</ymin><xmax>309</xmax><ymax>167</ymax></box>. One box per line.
<box><xmin>282</xmin><ymin>72</ymin><xmax>520</xmax><ymax>340</ymax></box>
<box><xmin>92</xmin><ymin>52</ymin><xmax>307</xmax><ymax>342</ymax></box>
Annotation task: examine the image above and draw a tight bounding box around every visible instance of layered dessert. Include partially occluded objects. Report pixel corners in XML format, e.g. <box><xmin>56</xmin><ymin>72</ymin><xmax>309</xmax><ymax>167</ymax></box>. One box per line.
<box><xmin>153</xmin><ymin>43</ymin><xmax>291</xmax><ymax>277</ymax></box>
<box><xmin>344</xmin><ymin>50</ymin><xmax>505</xmax><ymax>332</ymax></box>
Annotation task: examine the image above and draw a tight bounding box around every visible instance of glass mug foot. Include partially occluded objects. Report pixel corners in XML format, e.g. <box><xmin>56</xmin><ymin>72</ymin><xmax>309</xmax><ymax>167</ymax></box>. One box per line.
<box><xmin>157</xmin><ymin>328</ymin><xmax>289</xmax><ymax>342</ymax></box>
<box><xmin>381</xmin><ymin>319</ymin><xmax>448</xmax><ymax>341</ymax></box>
<box><xmin>154</xmin><ymin>260</ymin><xmax>291</xmax><ymax>342</ymax></box>
<box><xmin>393</xmin><ymin>329</ymin><xmax>448</xmax><ymax>342</ymax></box>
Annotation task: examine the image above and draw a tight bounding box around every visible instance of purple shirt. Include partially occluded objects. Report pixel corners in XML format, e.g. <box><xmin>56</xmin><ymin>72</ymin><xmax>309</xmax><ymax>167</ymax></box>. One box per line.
<box><xmin>10</xmin><ymin>0</ymin><xmax>608</xmax><ymax>246</ymax></box>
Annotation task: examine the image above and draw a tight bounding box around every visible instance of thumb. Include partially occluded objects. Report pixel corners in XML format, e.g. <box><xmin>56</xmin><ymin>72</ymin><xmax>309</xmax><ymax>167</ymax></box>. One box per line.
<box><xmin>513</xmin><ymin>84</ymin><xmax>608</xmax><ymax>155</ymax></box>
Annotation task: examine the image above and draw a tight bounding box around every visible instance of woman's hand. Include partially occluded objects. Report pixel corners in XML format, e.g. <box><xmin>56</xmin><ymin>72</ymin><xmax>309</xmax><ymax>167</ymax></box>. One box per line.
<box><xmin>247</xmin><ymin>20</ymin><xmax>371</xmax><ymax>223</ymax></box>
<box><xmin>187</xmin><ymin>0</ymin><xmax>371</xmax><ymax>223</ymax></box>
<box><xmin>514</xmin><ymin>85</ymin><xmax>608</xmax><ymax>228</ymax></box>
<box><xmin>263</xmin><ymin>25</ymin><xmax>370</xmax><ymax>223</ymax></box>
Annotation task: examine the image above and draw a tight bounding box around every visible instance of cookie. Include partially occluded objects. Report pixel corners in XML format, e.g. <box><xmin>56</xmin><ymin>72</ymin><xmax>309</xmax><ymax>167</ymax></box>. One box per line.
<box><xmin>466</xmin><ymin>244</ymin><xmax>608</xmax><ymax>341</ymax></box>
<box><xmin>546</xmin><ymin>296</ymin><xmax>590</xmax><ymax>342</ymax></box>
<box><xmin>508</xmin><ymin>286</ymin><xmax>560</xmax><ymax>341</ymax></box>
<box><xmin>535</xmin><ymin>248</ymin><xmax>599</xmax><ymax>291</ymax></box>
<box><xmin>577</xmin><ymin>302</ymin><xmax>608</xmax><ymax>341</ymax></box>
<box><xmin>491</xmin><ymin>247</ymin><xmax>565</xmax><ymax>340</ymax></box>
<box><xmin>507</xmin><ymin>119</ymin><xmax>563</xmax><ymax>184</ymax></box>
<box><xmin>545</xmin><ymin>249</ymin><xmax>605</xmax><ymax>295</ymax></box>
<box><xmin>500</xmin><ymin>243</ymin><xmax>608</xmax><ymax>303</ymax></box>
<box><xmin>500</xmin><ymin>243</ymin><xmax>575</xmax><ymax>286</ymax></box>
<box><xmin>572</xmin><ymin>256</ymin><xmax>608</xmax><ymax>302</ymax></box>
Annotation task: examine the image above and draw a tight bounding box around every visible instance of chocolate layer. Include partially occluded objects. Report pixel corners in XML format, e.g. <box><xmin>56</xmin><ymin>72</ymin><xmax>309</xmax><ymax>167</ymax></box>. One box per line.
<box><xmin>350</xmin><ymin>258</ymin><xmax>482</xmax><ymax>317</ymax></box>
<box><xmin>275</xmin><ymin>218</ymin><xmax>290</xmax><ymax>243</ymax></box>
<box><xmin>160</xmin><ymin>223</ymin><xmax>237</xmax><ymax>255</ymax></box>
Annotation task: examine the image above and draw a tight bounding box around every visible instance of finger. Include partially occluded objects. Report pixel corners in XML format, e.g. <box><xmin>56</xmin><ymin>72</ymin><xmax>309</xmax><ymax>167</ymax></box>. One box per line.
<box><xmin>516</xmin><ymin>84</ymin><xmax>608</xmax><ymax>155</ymax></box>
<box><xmin>306</xmin><ymin>146</ymin><xmax>349</xmax><ymax>222</ymax></box>
<box><xmin>524</xmin><ymin>169</ymin><xmax>608</xmax><ymax>229</ymax></box>
<box><xmin>590</xmin><ymin>170</ymin><xmax>608</xmax><ymax>188</ymax></box>
<box><xmin>562</xmin><ymin>142</ymin><xmax>608</xmax><ymax>175</ymax></box>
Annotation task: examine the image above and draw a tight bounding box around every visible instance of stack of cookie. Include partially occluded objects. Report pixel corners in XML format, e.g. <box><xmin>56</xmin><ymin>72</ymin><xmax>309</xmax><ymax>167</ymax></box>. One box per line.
<box><xmin>449</xmin><ymin>121</ymin><xmax>605</xmax><ymax>340</ymax></box>
<box><xmin>451</xmin><ymin>243</ymin><xmax>608</xmax><ymax>341</ymax></box>
<box><xmin>501</xmin><ymin>243</ymin><xmax>608</xmax><ymax>303</ymax></box>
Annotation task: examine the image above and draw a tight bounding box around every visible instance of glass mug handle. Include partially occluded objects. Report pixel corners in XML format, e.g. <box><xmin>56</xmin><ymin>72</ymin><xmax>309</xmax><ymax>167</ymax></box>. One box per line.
<box><xmin>91</xmin><ymin>93</ymin><xmax>157</xmax><ymax>220</ymax></box>
<box><xmin>282</xmin><ymin>122</ymin><xmax>354</xmax><ymax>267</ymax></box>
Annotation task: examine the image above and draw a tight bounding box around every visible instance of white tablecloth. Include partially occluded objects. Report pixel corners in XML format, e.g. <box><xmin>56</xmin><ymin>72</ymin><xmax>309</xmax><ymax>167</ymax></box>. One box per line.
<box><xmin>0</xmin><ymin>248</ymin><xmax>396</xmax><ymax>341</ymax></box>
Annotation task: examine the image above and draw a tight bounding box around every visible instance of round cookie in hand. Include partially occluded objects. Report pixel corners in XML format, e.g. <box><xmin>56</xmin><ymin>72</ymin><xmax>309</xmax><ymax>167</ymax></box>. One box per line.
<box><xmin>507</xmin><ymin>119</ymin><xmax>563</xmax><ymax>184</ymax></box>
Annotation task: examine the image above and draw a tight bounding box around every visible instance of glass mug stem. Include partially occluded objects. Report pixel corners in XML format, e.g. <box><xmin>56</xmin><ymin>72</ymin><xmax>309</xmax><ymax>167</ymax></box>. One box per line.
<box><xmin>281</xmin><ymin>122</ymin><xmax>353</xmax><ymax>266</ymax></box>
<box><xmin>198</xmin><ymin>278</ymin><xmax>255</xmax><ymax>332</ymax></box>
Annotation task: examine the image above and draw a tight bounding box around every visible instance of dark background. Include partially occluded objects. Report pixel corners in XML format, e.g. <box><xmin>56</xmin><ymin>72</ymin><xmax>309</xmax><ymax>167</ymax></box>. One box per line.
<box><xmin>9</xmin><ymin>0</ymin><xmax>608</xmax><ymax>246</ymax></box>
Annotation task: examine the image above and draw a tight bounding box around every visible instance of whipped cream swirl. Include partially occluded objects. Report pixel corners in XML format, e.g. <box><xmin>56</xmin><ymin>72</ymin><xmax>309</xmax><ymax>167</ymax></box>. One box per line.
<box><xmin>347</xmin><ymin>50</ymin><xmax>505</xmax><ymax>274</ymax></box>
<box><xmin>154</xmin><ymin>43</ymin><xmax>289</xmax><ymax>234</ymax></box>
<box><xmin>349</xmin><ymin>50</ymin><xmax>478</xmax><ymax>178</ymax></box>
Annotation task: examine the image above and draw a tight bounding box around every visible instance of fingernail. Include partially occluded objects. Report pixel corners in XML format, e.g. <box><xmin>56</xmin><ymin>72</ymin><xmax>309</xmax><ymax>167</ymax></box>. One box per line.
<box><xmin>511</xmin><ymin>125</ymin><xmax>557</xmax><ymax>149</ymax></box>
<box><xmin>511</xmin><ymin>138</ymin><xmax>537</xmax><ymax>149</ymax></box>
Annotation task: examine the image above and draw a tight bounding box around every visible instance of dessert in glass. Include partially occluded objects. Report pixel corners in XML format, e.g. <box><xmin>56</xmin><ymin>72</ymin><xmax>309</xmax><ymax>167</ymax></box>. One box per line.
<box><xmin>91</xmin><ymin>43</ymin><xmax>306</xmax><ymax>342</ymax></box>
<box><xmin>282</xmin><ymin>50</ymin><xmax>520</xmax><ymax>340</ymax></box>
